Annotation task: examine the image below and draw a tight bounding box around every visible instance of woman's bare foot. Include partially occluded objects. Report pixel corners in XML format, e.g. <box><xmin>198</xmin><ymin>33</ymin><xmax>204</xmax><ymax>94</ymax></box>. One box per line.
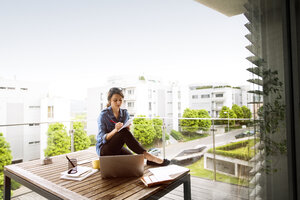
<box><xmin>143</xmin><ymin>152</ymin><xmax>163</xmax><ymax>164</ymax></box>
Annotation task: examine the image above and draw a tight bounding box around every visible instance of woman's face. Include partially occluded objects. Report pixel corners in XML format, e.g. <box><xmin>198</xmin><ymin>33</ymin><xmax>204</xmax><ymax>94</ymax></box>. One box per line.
<box><xmin>110</xmin><ymin>94</ymin><xmax>123</xmax><ymax>110</ymax></box>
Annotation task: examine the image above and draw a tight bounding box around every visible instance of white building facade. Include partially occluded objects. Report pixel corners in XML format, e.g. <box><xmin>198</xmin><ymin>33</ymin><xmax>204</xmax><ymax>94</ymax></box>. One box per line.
<box><xmin>189</xmin><ymin>84</ymin><xmax>252</xmax><ymax>117</ymax></box>
<box><xmin>0</xmin><ymin>77</ymin><xmax>70</xmax><ymax>162</ymax></box>
<box><xmin>87</xmin><ymin>76</ymin><xmax>188</xmax><ymax>135</ymax></box>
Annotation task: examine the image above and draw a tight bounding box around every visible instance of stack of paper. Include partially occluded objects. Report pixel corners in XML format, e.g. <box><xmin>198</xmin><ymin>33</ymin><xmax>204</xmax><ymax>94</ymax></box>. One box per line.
<box><xmin>141</xmin><ymin>165</ymin><xmax>190</xmax><ymax>187</ymax></box>
<box><xmin>148</xmin><ymin>165</ymin><xmax>190</xmax><ymax>177</ymax></box>
<box><xmin>141</xmin><ymin>174</ymin><xmax>173</xmax><ymax>187</ymax></box>
<box><xmin>60</xmin><ymin>166</ymin><xmax>98</xmax><ymax>181</ymax></box>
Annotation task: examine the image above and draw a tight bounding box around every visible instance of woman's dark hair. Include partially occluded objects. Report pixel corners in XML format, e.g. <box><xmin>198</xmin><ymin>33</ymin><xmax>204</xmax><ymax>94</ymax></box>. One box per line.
<box><xmin>107</xmin><ymin>87</ymin><xmax>124</xmax><ymax>107</ymax></box>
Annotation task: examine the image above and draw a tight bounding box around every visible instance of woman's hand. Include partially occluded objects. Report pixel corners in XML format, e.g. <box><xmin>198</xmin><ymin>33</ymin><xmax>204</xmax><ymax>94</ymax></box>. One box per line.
<box><xmin>115</xmin><ymin>122</ymin><xmax>123</xmax><ymax>132</ymax></box>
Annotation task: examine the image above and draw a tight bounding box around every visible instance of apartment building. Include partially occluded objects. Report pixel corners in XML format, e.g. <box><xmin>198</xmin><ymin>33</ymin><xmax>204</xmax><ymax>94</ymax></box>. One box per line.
<box><xmin>0</xmin><ymin>77</ymin><xmax>70</xmax><ymax>162</ymax></box>
<box><xmin>189</xmin><ymin>84</ymin><xmax>252</xmax><ymax>117</ymax></box>
<box><xmin>87</xmin><ymin>75</ymin><xmax>188</xmax><ymax>135</ymax></box>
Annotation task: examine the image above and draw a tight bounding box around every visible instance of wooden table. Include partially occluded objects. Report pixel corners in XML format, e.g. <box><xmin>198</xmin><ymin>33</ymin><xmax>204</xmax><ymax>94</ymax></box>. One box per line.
<box><xmin>4</xmin><ymin>150</ymin><xmax>191</xmax><ymax>200</ymax></box>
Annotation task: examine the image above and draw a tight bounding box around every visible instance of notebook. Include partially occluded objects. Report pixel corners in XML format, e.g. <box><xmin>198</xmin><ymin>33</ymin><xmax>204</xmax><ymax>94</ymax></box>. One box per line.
<box><xmin>100</xmin><ymin>154</ymin><xmax>144</xmax><ymax>178</ymax></box>
<box><xmin>60</xmin><ymin>166</ymin><xmax>98</xmax><ymax>181</ymax></box>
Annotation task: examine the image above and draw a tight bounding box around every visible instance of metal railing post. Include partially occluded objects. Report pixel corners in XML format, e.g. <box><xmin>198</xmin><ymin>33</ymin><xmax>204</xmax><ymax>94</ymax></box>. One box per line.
<box><xmin>162</xmin><ymin>118</ymin><xmax>166</xmax><ymax>159</ymax></box>
<box><xmin>70</xmin><ymin>122</ymin><xmax>74</xmax><ymax>152</ymax></box>
<box><xmin>212</xmin><ymin>119</ymin><xmax>216</xmax><ymax>181</ymax></box>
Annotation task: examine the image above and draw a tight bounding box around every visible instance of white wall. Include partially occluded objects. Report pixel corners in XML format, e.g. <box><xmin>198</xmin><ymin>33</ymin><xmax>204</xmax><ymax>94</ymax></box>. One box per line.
<box><xmin>0</xmin><ymin>77</ymin><xmax>71</xmax><ymax>161</ymax></box>
<box><xmin>189</xmin><ymin>85</ymin><xmax>251</xmax><ymax>117</ymax></box>
<box><xmin>87</xmin><ymin>87</ymin><xmax>103</xmax><ymax>136</ymax></box>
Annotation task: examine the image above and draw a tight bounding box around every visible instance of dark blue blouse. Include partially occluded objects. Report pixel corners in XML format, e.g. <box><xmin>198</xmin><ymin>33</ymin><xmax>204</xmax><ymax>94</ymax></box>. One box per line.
<box><xmin>96</xmin><ymin>106</ymin><xmax>129</xmax><ymax>156</ymax></box>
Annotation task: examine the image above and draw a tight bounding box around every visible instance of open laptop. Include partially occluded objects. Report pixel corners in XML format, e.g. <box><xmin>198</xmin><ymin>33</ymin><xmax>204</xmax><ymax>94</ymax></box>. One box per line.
<box><xmin>99</xmin><ymin>154</ymin><xmax>144</xmax><ymax>178</ymax></box>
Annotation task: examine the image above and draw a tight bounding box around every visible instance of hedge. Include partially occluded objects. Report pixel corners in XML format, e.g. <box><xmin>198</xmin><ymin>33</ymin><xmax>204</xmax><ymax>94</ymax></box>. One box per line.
<box><xmin>170</xmin><ymin>130</ymin><xmax>184</xmax><ymax>141</ymax></box>
<box><xmin>216</xmin><ymin>140</ymin><xmax>250</xmax><ymax>151</ymax></box>
<box><xmin>208</xmin><ymin>149</ymin><xmax>253</xmax><ymax>161</ymax></box>
<box><xmin>207</xmin><ymin>139</ymin><xmax>257</xmax><ymax>161</ymax></box>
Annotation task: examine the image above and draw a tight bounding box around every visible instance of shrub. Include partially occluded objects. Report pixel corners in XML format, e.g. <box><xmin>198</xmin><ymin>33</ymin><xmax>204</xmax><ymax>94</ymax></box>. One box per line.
<box><xmin>216</xmin><ymin>140</ymin><xmax>250</xmax><ymax>151</ymax></box>
<box><xmin>152</xmin><ymin>118</ymin><xmax>163</xmax><ymax>140</ymax></box>
<box><xmin>207</xmin><ymin>139</ymin><xmax>256</xmax><ymax>161</ymax></box>
<box><xmin>133</xmin><ymin>115</ymin><xmax>156</xmax><ymax>146</ymax></box>
<box><xmin>44</xmin><ymin>123</ymin><xmax>71</xmax><ymax>157</ymax></box>
<box><xmin>0</xmin><ymin>132</ymin><xmax>12</xmax><ymax>199</ymax></box>
<box><xmin>170</xmin><ymin>130</ymin><xmax>184</xmax><ymax>141</ymax></box>
<box><xmin>73</xmin><ymin>122</ymin><xmax>90</xmax><ymax>151</ymax></box>
<box><xmin>89</xmin><ymin>134</ymin><xmax>97</xmax><ymax>146</ymax></box>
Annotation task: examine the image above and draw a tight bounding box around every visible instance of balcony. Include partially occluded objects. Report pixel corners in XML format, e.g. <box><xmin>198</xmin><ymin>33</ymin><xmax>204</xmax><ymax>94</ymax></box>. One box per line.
<box><xmin>1</xmin><ymin>117</ymin><xmax>257</xmax><ymax>199</ymax></box>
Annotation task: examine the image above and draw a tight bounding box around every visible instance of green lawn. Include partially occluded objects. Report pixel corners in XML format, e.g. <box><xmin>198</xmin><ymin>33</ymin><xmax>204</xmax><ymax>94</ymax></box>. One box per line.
<box><xmin>186</xmin><ymin>157</ymin><xmax>249</xmax><ymax>187</ymax></box>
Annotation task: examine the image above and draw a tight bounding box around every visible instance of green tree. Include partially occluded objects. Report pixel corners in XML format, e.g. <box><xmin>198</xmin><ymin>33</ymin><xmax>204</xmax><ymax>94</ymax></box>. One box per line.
<box><xmin>197</xmin><ymin>109</ymin><xmax>212</xmax><ymax>131</ymax></box>
<box><xmin>133</xmin><ymin>115</ymin><xmax>156</xmax><ymax>146</ymax></box>
<box><xmin>180</xmin><ymin>108</ymin><xmax>199</xmax><ymax>132</ymax></box>
<box><xmin>152</xmin><ymin>117</ymin><xmax>163</xmax><ymax>140</ymax></box>
<box><xmin>219</xmin><ymin>106</ymin><xmax>237</xmax><ymax>125</ymax></box>
<box><xmin>44</xmin><ymin>123</ymin><xmax>71</xmax><ymax>157</ymax></box>
<box><xmin>0</xmin><ymin>132</ymin><xmax>12</xmax><ymax>199</ymax></box>
<box><xmin>232</xmin><ymin>104</ymin><xmax>244</xmax><ymax>118</ymax></box>
<box><xmin>241</xmin><ymin>105</ymin><xmax>252</xmax><ymax>119</ymax></box>
<box><xmin>73</xmin><ymin>122</ymin><xmax>91</xmax><ymax>151</ymax></box>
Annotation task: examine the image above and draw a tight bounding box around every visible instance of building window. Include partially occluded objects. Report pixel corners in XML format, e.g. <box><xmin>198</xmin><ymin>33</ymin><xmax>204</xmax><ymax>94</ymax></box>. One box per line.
<box><xmin>100</xmin><ymin>103</ymin><xmax>103</xmax><ymax>110</ymax></box>
<box><xmin>178</xmin><ymin>102</ymin><xmax>181</xmax><ymax>110</ymax></box>
<box><xmin>167</xmin><ymin>102</ymin><xmax>172</xmax><ymax>104</ymax></box>
<box><xmin>29</xmin><ymin>123</ymin><xmax>39</xmax><ymax>126</ymax></box>
<box><xmin>201</xmin><ymin>94</ymin><xmax>210</xmax><ymax>98</ymax></box>
<box><xmin>192</xmin><ymin>95</ymin><xmax>198</xmax><ymax>99</ymax></box>
<box><xmin>149</xmin><ymin>102</ymin><xmax>152</xmax><ymax>111</ymax></box>
<box><xmin>20</xmin><ymin>88</ymin><xmax>28</xmax><ymax>91</ymax></box>
<box><xmin>167</xmin><ymin>91</ymin><xmax>172</xmax><ymax>93</ymax></box>
<box><xmin>7</xmin><ymin>87</ymin><xmax>15</xmax><ymax>90</ymax></box>
<box><xmin>178</xmin><ymin>91</ymin><xmax>181</xmax><ymax>99</ymax></box>
<box><xmin>29</xmin><ymin>106</ymin><xmax>40</xmax><ymax>109</ymax></box>
<box><xmin>128</xmin><ymin>102</ymin><xmax>134</xmax><ymax>107</ymax></box>
<box><xmin>215</xmin><ymin>94</ymin><xmax>223</xmax><ymax>98</ymax></box>
<box><xmin>48</xmin><ymin>106</ymin><xmax>54</xmax><ymax>118</ymax></box>
<box><xmin>128</xmin><ymin>89</ymin><xmax>134</xmax><ymax>95</ymax></box>
<box><xmin>100</xmin><ymin>93</ymin><xmax>103</xmax><ymax>101</ymax></box>
<box><xmin>148</xmin><ymin>89</ymin><xmax>152</xmax><ymax>98</ymax></box>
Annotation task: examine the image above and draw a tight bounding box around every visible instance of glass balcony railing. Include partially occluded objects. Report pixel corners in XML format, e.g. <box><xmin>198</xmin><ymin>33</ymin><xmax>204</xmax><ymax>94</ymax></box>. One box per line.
<box><xmin>1</xmin><ymin>116</ymin><xmax>259</xmax><ymax>199</ymax></box>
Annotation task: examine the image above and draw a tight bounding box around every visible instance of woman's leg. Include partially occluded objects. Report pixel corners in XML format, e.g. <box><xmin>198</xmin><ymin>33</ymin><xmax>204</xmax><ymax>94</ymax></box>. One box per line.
<box><xmin>119</xmin><ymin>147</ymin><xmax>133</xmax><ymax>155</ymax></box>
<box><xmin>101</xmin><ymin>129</ymin><xmax>164</xmax><ymax>164</ymax></box>
<box><xmin>101</xmin><ymin>128</ymin><xmax>145</xmax><ymax>156</ymax></box>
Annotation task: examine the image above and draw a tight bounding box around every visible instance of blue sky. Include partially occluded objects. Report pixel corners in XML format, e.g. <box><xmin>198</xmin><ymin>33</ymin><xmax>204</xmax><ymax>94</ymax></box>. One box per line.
<box><xmin>0</xmin><ymin>0</ymin><xmax>250</xmax><ymax>99</ymax></box>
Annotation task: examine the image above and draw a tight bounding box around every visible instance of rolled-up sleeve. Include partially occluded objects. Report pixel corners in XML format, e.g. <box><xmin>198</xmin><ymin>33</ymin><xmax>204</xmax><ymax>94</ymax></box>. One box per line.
<box><xmin>96</xmin><ymin>112</ymin><xmax>108</xmax><ymax>155</ymax></box>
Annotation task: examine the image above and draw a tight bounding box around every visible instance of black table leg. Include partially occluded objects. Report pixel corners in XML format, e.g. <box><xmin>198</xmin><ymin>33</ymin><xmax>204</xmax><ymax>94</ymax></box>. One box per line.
<box><xmin>183</xmin><ymin>174</ymin><xmax>191</xmax><ymax>200</ymax></box>
<box><xmin>4</xmin><ymin>174</ymin><xmax>11</xmax><ymax>200</ymax></box>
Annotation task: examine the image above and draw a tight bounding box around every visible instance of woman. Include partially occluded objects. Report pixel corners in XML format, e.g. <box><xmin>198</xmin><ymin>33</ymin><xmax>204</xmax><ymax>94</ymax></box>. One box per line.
<box><xmin>96</xmin><ymin>87</ymin><xmax>170</xmax><ymax>166</ymax></box>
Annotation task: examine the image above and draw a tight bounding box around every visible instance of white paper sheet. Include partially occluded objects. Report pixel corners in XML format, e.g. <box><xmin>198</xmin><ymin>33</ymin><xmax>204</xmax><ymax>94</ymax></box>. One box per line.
<box><xmin>149</xmin><ymin>165</ymin><xmax>189</xmax><ymax>177</ymax></box>
<box><xmin>118</xmin><ymin>119</ymin><xmax>133</xmax><ymax>132</ymax></box>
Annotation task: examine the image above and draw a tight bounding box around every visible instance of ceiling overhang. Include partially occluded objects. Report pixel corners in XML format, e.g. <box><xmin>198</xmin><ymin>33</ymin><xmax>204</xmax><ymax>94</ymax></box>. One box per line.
<box><xmin>194</xmin><ymin>0</ymin><xmax>247</xmax><ymax>17</ymax></box>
